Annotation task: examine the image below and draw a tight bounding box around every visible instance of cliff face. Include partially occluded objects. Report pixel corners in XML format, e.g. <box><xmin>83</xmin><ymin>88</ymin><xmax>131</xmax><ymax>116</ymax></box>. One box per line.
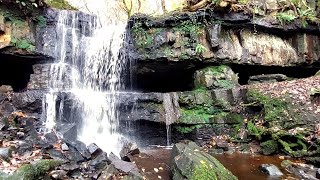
<box><xmin>0</xmin><ymin>4</ymin><xmax>94</xmax><ymax>91</ymax></box>
<box><xmin>129</xmin><ymin>10</ymin><xmax>320</xmax><ymax>66</ymax></box>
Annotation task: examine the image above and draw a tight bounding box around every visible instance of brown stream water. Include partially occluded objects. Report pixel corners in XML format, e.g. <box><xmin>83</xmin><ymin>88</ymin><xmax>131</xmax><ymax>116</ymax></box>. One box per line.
<box><xmin>134</xmin><ymin>148</ymin><xmax>300</xmax><ymax>180</ymax></box>
<box><xmin>214</xmin><ymin>153</ymin><xmax>300</xmax><ymax>180</ymax></box>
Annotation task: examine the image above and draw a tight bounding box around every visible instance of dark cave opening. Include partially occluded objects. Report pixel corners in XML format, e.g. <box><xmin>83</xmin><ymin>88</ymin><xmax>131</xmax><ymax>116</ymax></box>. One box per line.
<box><xmin>0</xmin><ymin>54</ymin><xmax>35</xmax><ymax>92</ymax></box>
<box><xmin>133</xmin><ymin>61</ymin><xmax>320</xmax><ymax>93</ymax></box>
<box><xmin>133</xmin><ymin>61</ymin><xmax>198</xmax><ymax>93</ymax></box>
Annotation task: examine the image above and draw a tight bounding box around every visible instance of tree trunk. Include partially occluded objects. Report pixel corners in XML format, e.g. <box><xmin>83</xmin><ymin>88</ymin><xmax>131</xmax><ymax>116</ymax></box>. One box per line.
<box><xmin>161</xmin><ymin>0</ymin><xmax>167</xmax><ymax>14</ymax></box>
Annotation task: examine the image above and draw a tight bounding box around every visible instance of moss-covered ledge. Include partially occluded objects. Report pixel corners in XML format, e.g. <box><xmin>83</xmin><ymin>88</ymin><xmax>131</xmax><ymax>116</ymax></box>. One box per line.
<box><xmin>128</xmin><ymin>9</ymin><xmax>320</xmax><ymax>35</ymax></box>
<box><xmin>129</xmin><ymin>10</ymin><xmax>320</xmax><ymax>66</ymax></box>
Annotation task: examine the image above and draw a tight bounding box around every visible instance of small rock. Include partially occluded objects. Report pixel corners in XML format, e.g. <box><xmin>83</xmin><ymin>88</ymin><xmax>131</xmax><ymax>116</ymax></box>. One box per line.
<box><xmin>248</xmin><ymin>74</ymin><xmax>287</xmax><ymax>84</ymax></box>
<box><xmin>89</xmin><ymin>152</ymin><xmax>109</xmax><ymax>170</ymax></box>
<box><xmin>98</xmin><ymin>164</ymin><xmax>119</xmax><ymax>180</ymax></box>
<box><xmin>16</xmin><ymin>141</ymin><xmax>33</xmax><ymax>155</ymax></box>
<box><xmin>17</xmin><ymin>132</ymin><xmax>24</xmax><ymax>138</ymax></box>
<box><xmin>60</xmin><ymin>162</ymin><xmax>80</xmax><ymax>171</ymax></box>
<box><xmin>216</xmin><ymin>142</ymin><xmax>229</xmax><ymax>151</ymax></box>
<box><xmin>120</xmin><ymin>140</ymin><xmax>140</xmax><ymax>161</ymax></box>
<box><xmin>0</xmin><ymin>147</ymin><xmax>12</xmax><ymax>162</ymax></box>
<box><xmin>68</xmin><ymin>140</ymin><xmax>91</xmax><ymax>159</ymax></box>
<box><xmin>87</xmin><ymin>143</ymin><xmax>100</xmax><ymax>155</ymax></box>
<box><xmin>260</xmin><ymin>164</ymin><xmax>283</xmax><ymax>176</ymax></box>
<box><xmin>0</xmin><ymin>117</ymin><xmax>8</xmax><ymax>130</ymax></box>
<box><xmin>50</xmin><ymin>170</ymin><xmax>67</xmax><ymax>179</ymax></box>
<box><xmin>46</xmin><ymin>149</ymin><xmax>67</xmax><ymax>162</ymax></box>
<box><xmin>208</xmin><ymin>148</ymin><xmax>224</xmax><ymax>155</ymax></box>
<box><xmin>61</xmin><ymin>143</ymin><xmax>69</xmax><ymax>151</ymax></box>
<box><xmin>226</xmin><ymin>147</ymin><xmax>236</xmax><ymax>154</ymax></box>
<box><xmin>56</xmin><ymin>123</ymin><xmax>77</xmax><ymax>142</ymax></box>
<box><xmin>65</xmin><ymin>147</ymin><xmax>85</xmax><ymax>163</ymax></box>
<box><xmin>44</xmin><ymin>132</ymin><xmax>58</xmax><ymax>144</ymax></box>
<box><xmin>109</xmin><ymin>152</ymin><xmax>141</xmax><ymax>177</ymax></box>
<box><xmin>316</xmin><ymin>169</ymin><xmax>320</xmax><ymax>179</ymax></box>
<box><xmin>0</xmin><ymin>102</ymin><xmax>15</xmax><ymax>116</ymax></box>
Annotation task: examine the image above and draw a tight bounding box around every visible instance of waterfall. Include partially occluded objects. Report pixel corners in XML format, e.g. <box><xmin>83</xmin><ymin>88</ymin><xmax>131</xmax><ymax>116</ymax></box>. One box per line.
<box><xmin>43</xmin><ymin>6</ymin><xmax>127</xmax><ymax>154</ymax></box>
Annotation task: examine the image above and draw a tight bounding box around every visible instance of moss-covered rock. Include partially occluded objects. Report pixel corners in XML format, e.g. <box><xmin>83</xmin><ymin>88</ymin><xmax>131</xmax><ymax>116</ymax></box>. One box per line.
<box><xmin>171</xmin><ymin>141</ymin><xmax>237</xmax><ymax>180</ymax></box>
<box><xmin>194</xmin><ymin>65</ymin><xmax>239</xmax><ymax>90</ymax></box>
<box><xmin>246</xmin><ymin>89</ymin><xmax>290</xmax><ymax>123</ymax></box>
<box><xmin>130</xmin><ymin>19</ymin><xmax>210</xmax><ymax>61</ymax></box>
<box><xmin>260</xmin><ymin>140</ymin><xmax>278</xmax><ymax>155</ymax></box>
<box><xmin>1</xmin><ymin>159</ymin><xmax>61</xmax><ymax>180</ymax></box>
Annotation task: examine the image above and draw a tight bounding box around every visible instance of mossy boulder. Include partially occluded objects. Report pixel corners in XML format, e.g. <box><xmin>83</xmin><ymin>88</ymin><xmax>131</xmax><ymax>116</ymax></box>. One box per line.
<box><xmin>171</xmin><ymin>141</ymin><xmax>237</xmax><ymax>180</ymax></box>
<box><xmin>260</xmin><ymin>140</ymin><xmax>278</xmax><ymax>155</ymax></box>
<box><xmin>0</xmin><ymin>159</ymin><xmax>61</xmax><ymax>180</ymax></box>
<box><xmin>194</xmin><ymin>65</ymin><xmax>239</xmax><ymax>90</ymax></box>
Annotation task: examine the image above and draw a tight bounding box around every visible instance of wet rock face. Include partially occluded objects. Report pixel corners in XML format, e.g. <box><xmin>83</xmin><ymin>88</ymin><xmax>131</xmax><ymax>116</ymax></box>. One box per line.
<box><xmin>129</xmin><ymin>12</ymin><xmax>320</xmax><ymax>67</ymax></box>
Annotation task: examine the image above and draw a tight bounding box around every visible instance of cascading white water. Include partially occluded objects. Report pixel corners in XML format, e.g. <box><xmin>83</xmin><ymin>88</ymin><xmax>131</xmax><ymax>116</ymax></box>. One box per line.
<box><xmin>44</xmin><ymin>2</ymin><xmax>127</xmax><ymax>154</ymax></box>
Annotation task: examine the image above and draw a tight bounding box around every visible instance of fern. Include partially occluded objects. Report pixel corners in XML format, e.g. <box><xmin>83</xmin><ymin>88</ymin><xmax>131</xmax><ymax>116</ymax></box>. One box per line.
<box><xmin>276</xmin><ymin>12</ymin><xmax>296</xmax><ymax>24</ymax></box>
<box><xmin>195</xmin><ymin>43</ymin><xmax>207</xmax><ymax>54</ymax></box>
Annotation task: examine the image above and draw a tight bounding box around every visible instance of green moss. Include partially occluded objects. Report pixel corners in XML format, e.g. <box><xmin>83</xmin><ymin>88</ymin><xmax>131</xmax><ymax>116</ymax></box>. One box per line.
<box><xmin>131</xmin><ymin>23</ymin><xmax>157</xmax><ymax>50</ymax></box>
<box><xmin>260</xmin><ymin>140</ymin><xmax>278</xmax><ymax>155</ymax></box>
<box><xmin>34</xmin><ymin>15</ymin><xmax>47</xmax><ymax>28</ymax></box>
<box><xmin>214</xmin><ymin>79</ymin><xmax>235</xmax><ymax>89</ymax></box>
<box><xmin>224</xmin><ymin>113</ymin><xmax>242</xmax><ymax>124</ymax></box>
<box><xmin>173</xmin><ymin>21</ymin><xmax>202</xmax><ymax>36</ymax></box>
<box><xmin>10</xmin><ymin>38</ymin><xmax>35</xmax><ymax>51</ymax></box>
<box><xmin>277</xmin><ymin>11</ymin><xmax>296</xmax><ymax>24</ymax></box>
<box><xmin>247</xmin><ymin>121</ymin><xmax>264</xmax><ymax>140</ymax></box>
<box><xmin>191</xmin><ymin>164</ymin><xmax>218</xmax><ymax>180</ymax></box>
<box><xmin>44</xmin><ymin>0</ymin><xmax>77</xmax><ymax>10</ymax></box>
<box><xmin>179</xmin><ymin>107</ymin><xmax>213</xmax><ymax>124</ymax></box>
<box><xmin>247</xmin><ymin>89</ymin><xmax>289</xmax><ymax>122</ymax></box>
<box><xmin>278</xmin><ymin>139</ymin><xmax>308</xmax><ymax>157</ymax></box>
<box><xmin>6</xmin><ymin>159</ymin><xmax>61</xmax><ymax>180</ymax></box>
<box><xmin>163</xmin><ymin>46</ymin><xmax>173</xmax><ymax>56</ymax></box>
<box><xmin>190</xmin><ymin>155</ymin><xmax>237</xmax><ymax>180</ymax></box>
<box><xmin>175</xmin><ymin>125</ymin><xmax>204</xmax><ymax>134</ymax></box>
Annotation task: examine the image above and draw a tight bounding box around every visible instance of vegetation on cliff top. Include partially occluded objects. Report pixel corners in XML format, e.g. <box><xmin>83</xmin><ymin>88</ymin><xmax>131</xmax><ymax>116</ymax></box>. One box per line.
<box><xmin>0</xmin><ymin>0</ymin><xmax>76</xmax><ymax>14</ymax></box>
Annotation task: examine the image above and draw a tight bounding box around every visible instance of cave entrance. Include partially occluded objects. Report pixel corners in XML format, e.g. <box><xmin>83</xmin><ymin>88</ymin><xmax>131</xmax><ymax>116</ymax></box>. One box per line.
<box><xmin>133</xmin><ymin>61</ymin><xmax>198</xmax><ymax>93</ymax></box>
<box><xmin>132</xmin><ymin>62</ymin><xmax>320</xmax><ymax>93</ymax></box>
<box><xmin>0</xmin><ymin>54</ymin><xmax>35</xmax><ymax>92</ymax></box>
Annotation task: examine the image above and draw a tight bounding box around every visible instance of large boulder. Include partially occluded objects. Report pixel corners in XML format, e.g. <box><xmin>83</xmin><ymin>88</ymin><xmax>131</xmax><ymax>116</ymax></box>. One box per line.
<box><xmin>194</xmin><ymin>65</ymin><xmax>239</xmax><ymax>90</ymax></box>
<box><xmin>171</xmin><ymin>141</ymin><xmax>237</xmax><ymax>180</ymax></box>
<box><xmin>12</xmin><ymin>90</ymin><xmax>44</xmax><ymax>113</ymax></box>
